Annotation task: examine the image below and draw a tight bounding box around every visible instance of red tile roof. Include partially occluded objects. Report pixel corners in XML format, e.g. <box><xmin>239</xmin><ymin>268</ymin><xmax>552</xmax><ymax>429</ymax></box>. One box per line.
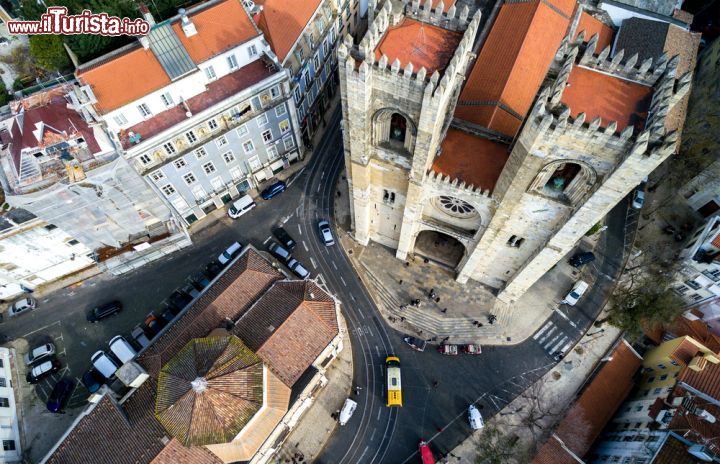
<box><xmin>454</xmin><ymin>0</ymin><xmax>574</xmax><ymax>137</ymax></box>
<box><xmin>151</xmin><ymin>438</ymin><xmax>222</xmax><ymax>464</ymax></box>
<box><xmin>171</xmin><ymin>0</ymin><xmax>258</xmax><ymax>64</ymax></box>
<box><xmin>677</xmin><ymin>356</ymin><xmax>720</xmax><ymax>402</ymax></box>
<box><xmin>431</xmin><ymin>0</ymin><xmax>456</xmax><ymax>12</ymax></box>
<box><xmin>653</xmin><ymin>434</ymin><xmax>703</xmax><ymax>464</ymax></box>
<box><xmin>233</xmin><ymin>280</ymin><xmax>339</xmax><ymax>386</ymax></box>
<box><xmin>374</xmin><ymin>18</ymin><xmax>463</xmax><ymax>75</ymax></box>
<box><xmin>77</xmin><ymin>0</ymin><xmax>260</xmax><ymax>114</ymax></box>
<box><xmin>433</xmin><ymin>128</ymin><xmax>509</xmax><ymax>192</ymax></box>
<box><xmin>669</xmin><ymin>338</ymin><xmax>702</xmax><ymax>366</ymax></box>
<box><xmin>560</xmin><ymin>66</ymin><xmax>653</xmax><ymax>133</ymax></box>
<box><xmin>253</xmin><ymin>0</ymin><xmax>322</xmax><ymax>63</ymax></box>
<box><xmin>711</xmin><ymin>232</ymin><xmax>720</xmax><ymax>249</ymax></box>
<box><xmin>533</xmin><ymin>340</ymin><xmax>642</xmax><ymax>464</ymax></box>
<box><xmin>119</xmin><ymin>59</ymin><xmax>275</xmax><ymax>149</ymax></box>
<box><xmin>574</xmin><ymin>11</ymin><xmax>614</xmax><ymax>51</ymax></box>
<box><xmin>137</xmin><ymin>249</ymin><xmax>282</xmax><ymax>378</ymax></box>
<box><xmin>647</xmin><ymin>315</ymin><xmax>720</xmax><ymax>354</ymax></box>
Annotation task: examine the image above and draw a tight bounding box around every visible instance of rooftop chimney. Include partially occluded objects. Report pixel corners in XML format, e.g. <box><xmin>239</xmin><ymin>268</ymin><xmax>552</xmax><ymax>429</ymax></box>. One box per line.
<box><xmin>179</xmin><ymin>9</ymin><xmax>197</xmax><ymax>37</ymax></box>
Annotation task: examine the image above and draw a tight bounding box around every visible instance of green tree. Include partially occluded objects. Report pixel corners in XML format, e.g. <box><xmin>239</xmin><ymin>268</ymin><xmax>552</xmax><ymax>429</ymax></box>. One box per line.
<box><xmin>0</xmin><ymin>81</ymin><xmax>10</xmax><ymax>107</ymax></box>
<box><xmin>29</xmin><ymin>35</ymin><xmax>71</xmax><ymax>72</ymax></box>
<box><xmin>607</xmin><ymin>271</ymin><xmax>684</xmax><ymax>339</ymax></box>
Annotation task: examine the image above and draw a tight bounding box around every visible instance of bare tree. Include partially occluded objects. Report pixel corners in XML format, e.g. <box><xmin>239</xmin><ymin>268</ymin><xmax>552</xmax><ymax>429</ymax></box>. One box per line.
<box><xmin>507</xmin><ymin>381</ymin><xmax>563</xmax><ymax>453</ymax></box>
<box><xmin>475</xmin><ymin>427</ymin><xmax>525</xmax><ymax>464</ymax></box>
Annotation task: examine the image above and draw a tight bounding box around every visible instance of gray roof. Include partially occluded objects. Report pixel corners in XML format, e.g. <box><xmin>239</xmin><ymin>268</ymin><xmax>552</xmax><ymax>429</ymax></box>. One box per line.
<box><xmin>614</xmin><ymin>17</ymin><xmax>669</xmax><ymax>63</ymax></box>
<box><xmin>610</xmin><ymin>0</ymin><xmax>679</xmax><ymax>17</ymax></box>
<box><xmin>148</xmin><ymin>24</ymin><xmax>196</xmax><ymax>80</ymax></box>
<box><xmin>0</xmin><ymin>208</ymin><xmax>36</xmax><ymax>231</ymax></box>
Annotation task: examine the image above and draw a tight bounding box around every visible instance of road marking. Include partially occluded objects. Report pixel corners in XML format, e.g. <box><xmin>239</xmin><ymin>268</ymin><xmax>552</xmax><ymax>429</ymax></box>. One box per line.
<box><xmin>550</xmin><ymin>336</ymin><xmax>569</xmax><ymax>354</ymax></box>
<box><xmin>375</xmin><ymin>345</ymin><xmax>380</xmax><ymax>357</ymax></box>
<box><xmin>21</xmin><ymin>320</ymin><xmax>61</xmax><ymax>338</ymax></box>
<box><xmin>359</xmin><ymin>310</ymin><xmax>365</xmax><ymax>319</ymax></box>
<box><xmin>263</xmin><ymin>235</ymin><xmax>272</xmax><ymax>245</ymax></box>
<box><xmin>297</xmin><ymin>224</ymin><xmax>302</xmax><ymax>235</ymax></box>
<box><xmin>560</xmin><ymin>342</ymin><xmax>572</xmax><ymax>354</ymax></box>
<box><xmin>296</xmin><ymin>206</ymin><xmax>301</xmax><ymax>216</ymax></box>
<box><xmin>366</xmin><ymin>325</ymin><xmax>374</xmax><ymax>337</ymax></box>
<box><xmin>370</xmin><ymin>428</ymin><xmax>377</xmax><ymax>441</ymax></box>
<box><xmin>281</xmin><ymin>214</ymin><xmax>293</xmax><ymax>224</ymax></box>
<box><xmin>537</xmin><ymin>326</ymin><xmax>557</xmax><ymax>344</ymax></box>
<box><xmin>377</xmin><ymin>407</ymin><xmax>382</xmax><ymax>421</ymax></box>
<box><xmin>303</xmin><ymin>241</ymin><xmax>309</xmax><ymax>252</ymax></box>
<box><xmin>340</xmin><ymin>276</ymin><xmax>347</xmax><ymax>287</ymax></box>
<box><xmin>310</xmin><ymin>257</ymin><xmax>317</xmax><ymax>269</ymax></box>
<box><xmin>543</xmin><ymin>334</ymin><xmax>561</xmax><ymax>351</ymax></box>
<box><xmin>359</xmin><ymin>446</ymin><xmax>370</xmax><ymax>462</ymax></box>
<box><xmin>488</xmin><ymin>396</ymin><xmax>499</xmax><ymax>409</ymax></box>
<box><xmin>317</xmin><ymin>183</ymin><xmax>321</xmax><ymax>193</ymax></box>
<box><xmin>555</xmin><ymin>307</ymin><xmax>578</xmax><ymax>328</ymax></box>
<box><xmin>533</xmin><ymin>321</ymin><xmax>553</xmax><ymax>340</ymax></box>
<box><xmin>332</xmin><ymin>261</ymin><xmax>338</xmax><ymax>270</ymax></box>
<box><xmin>321</xmin><ymin>170</ymin><xmax>325</xmax><ymax>179</ymax></box>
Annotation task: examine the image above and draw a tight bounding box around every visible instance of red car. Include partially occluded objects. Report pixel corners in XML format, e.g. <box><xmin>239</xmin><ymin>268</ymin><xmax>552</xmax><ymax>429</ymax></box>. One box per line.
<box><xmin>419</xmin><ymin>440</ymin><xmax>435</xmax><ymax>464</ymax></box>
<box><xmin>461</xmin><ymin>344</ymin><xmax>482</xmax><ymax>355</ymax></box>
<box><xmin>437</xmin><ymin>344</ymin><xmax>458</xmax><ymax>355</ymax></box>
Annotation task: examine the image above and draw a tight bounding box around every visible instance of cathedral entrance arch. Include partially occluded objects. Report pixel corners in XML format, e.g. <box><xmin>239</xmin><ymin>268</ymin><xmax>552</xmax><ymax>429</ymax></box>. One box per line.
<box><xmin>413</xmin><ymin>230</ymin><xmax>465</xmax><ymax>268</ymax></box>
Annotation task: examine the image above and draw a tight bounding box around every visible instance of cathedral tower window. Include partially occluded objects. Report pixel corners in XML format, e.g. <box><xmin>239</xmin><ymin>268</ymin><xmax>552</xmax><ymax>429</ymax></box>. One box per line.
<box><xmin>529</xmin><ymin>160</ymin><xmax>597</xmax><ymax>205</ymax></box>
<box><xmin>390</xmin><ymin>113</ymin><xmax>407</xmax><ymax>142</ymax></box>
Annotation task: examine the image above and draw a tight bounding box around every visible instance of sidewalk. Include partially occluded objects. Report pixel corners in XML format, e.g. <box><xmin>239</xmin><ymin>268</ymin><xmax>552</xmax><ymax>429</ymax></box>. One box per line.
<box><xmin>276</xmin><ymin>311</ymin><xmax>353</xmax><ymax>462</ymax></box>
<box><xmin>439</xmin><ymin>323</ymin><xmax>624</xmax><ymax>463</ymax></box>
<box><xmin>333</xmin><ymin>167</ymin><xmax>602</xmax><ymax>346</ymax></box>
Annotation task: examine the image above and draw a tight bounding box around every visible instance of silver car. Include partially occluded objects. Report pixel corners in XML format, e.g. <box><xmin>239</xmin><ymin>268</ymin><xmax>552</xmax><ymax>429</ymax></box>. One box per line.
<box><xmin>318</xmin><ymin>220</ymin><xmax>335</xmax><ymax>246</ymax></box>
<box><xmin>9</xmin><ymin>297</ymin><xmax>37</xmax><ymax>317</ymax></box>
<box><xmin>24</xmin><ymin>343</ymin><xmax>56</xmax><ymax>366</ymax></box>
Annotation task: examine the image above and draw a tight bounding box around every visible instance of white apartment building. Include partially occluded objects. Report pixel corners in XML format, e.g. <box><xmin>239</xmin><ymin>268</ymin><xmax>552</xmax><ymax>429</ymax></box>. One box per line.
<box><xmin>75</xmin><ymin>0</ymin><xmax>302</xmax><ymax>226</ymax></box>
<box><xmin>0</xmin><ymin>348</ymin><xmax>24</xmax><ymax>462</ymax></box>
<box><xmin>674</xmin><ymin>214</ymin><xmax>720</xmax><ymax>306</ymax></box>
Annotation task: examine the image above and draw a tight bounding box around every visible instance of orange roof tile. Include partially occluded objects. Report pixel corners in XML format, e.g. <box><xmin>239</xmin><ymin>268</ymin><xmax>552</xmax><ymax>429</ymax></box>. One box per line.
<box><xmin>431</xmin><ymin>0</ymin><xmax>456</xmax><ymax>12</ymax></box>
<box><xmin>533</xmin><ymin>340</ymin><xmax>642</xmax><ymax>464</ymax></box>
<box><xmin>433</xmin><ymin>129</ymin><xmax>509</xmax><ymax>192</ymax></box>
<box><xmin>254</xmin><ymin>0</ymin><xmax>322</xmax><ymax>63</ymax></box>
<box><xmin>77</xmin><ymin>47</ymin><xmax>172</xmax><ymax>114</ymax></box>
<box><xmin>455</xmin><ymin>0</ymin><xmax>574</xmax><ymax>137</ymax></box>
<box><xmin>574</xmin><ymin>11</ymin><xmax>614</xmax><ymax>51</ymax></box>
<box><xmin>711</xmin><ymin>232</ymin><xmax>720</xmax><ymax>249</ymax></box>
<box><xmin>374</xmin><ymin>18</ymin><xmax>463</xmax><ymax>75</ymax></box>
<box><xmin>669</xmin><ymin>337</ymin><xmax>701</xmax><ymax>366</ymax></box>
<box><xmin>560</xmin><ymin>66</ymin><xmax>653</xmax><ymax>133</ymax></box>
<box><xmin>172</xmin><ymin>0</ymin><xmax>259</xmax><ymax>64</ymax></box>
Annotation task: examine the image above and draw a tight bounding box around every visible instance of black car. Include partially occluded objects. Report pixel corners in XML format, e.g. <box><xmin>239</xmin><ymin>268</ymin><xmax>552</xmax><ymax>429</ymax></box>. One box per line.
<box><xmin>87</xmin><ymin>301</ymin><xmax>122</xmax><ymax>323</ymax></box>
<box><xmin>568</xmin><ymin>251</ymin><xmax>595</xmax><ymax>268</ymax></box>
<box><xmin>273</xmin><ymin>227</ymin><xmax>297</xmax><ymax>250</ymax></box>
<box><xmin>47</xmin><ymin>378</ymin><xmax>73</xmax><ymax>413</ymax></box>
<box><xmin>188</xmin><ymin>271</ymin><xmax>211</xmax><ymax>291</ymax></box>
<box><xmin>204</xmin><ymin>262</ymin><xmax>223</xmax><ymax>279</ymax></box>
<box><xmin>81</xmin><ymin>368</ymin><xmax>104</xmax><ymax>394</ymax></box>
<box><xmin>167</xmin><ymin>291</ymin><xmax>192</xmax><ymax>312</ymax></box>
<box><xmin>267</xmin><ymin>241</ymin><xmax>292</xmax><ymax>262</ymax></box>
<box><xmin>260</xmin><ymin>181</ymin><xmax>287</xmax><ymax>200</ymax></box>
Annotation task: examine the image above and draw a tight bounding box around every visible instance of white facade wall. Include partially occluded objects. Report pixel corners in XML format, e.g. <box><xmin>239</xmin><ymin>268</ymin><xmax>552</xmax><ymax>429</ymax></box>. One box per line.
<box><xmin>0</xmin><ymin>348</ymin><xmax>22</xmax><ymax>463</ymax></box>
<box><xmin>674</xmin><ymin>214</ymin><xmax>720</xmax><ymax>305</ymax></box>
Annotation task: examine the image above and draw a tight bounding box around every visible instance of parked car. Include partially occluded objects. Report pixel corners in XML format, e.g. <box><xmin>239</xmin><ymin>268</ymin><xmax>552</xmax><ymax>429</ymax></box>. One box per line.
<box><xmin>338</xmin><ymin>398</ymin><xmax>357</xmax><ymax>426</ymax></box>
<box><xmin>24</xmin><ymin>343</ymin><xmax>56</xmax><ymax>366</ymax></box>
<box><xmin>179</xmin><ymin>283</ymin><xmax>200</xmax><ymax>299</ymax></box>
<box><xmin>131</xmin><ymin>325</ymin><xmax>151</xmax><ymax>348</ymax></box>
<box><xmin>108</xmin><ymin>335</ymin><xmax>137</xmax><ymax>364</ymax></box>
<box><xmin>9</xmin><ymin>297</ymin><xmax>37</xmax><ymax>317</ymax></box>
<box><xmin>287</xmin><ymin>259</ymin><xmax>310</xmax><ymax>279</ymax></box>
<box><xmin>561</xmin><ymin>280</ymin><xmax>589</xmax><ymax>306</ymax></box>
<box><xmin>81</xmin><ymin>368</ymin><xmax>104</xmax><ymax>394</ymax></box>
<box><xmin>632</xmin><ymin>190</ymin><xmax>645</xmax><ymax>209</ymax></box>
<box><xmin>160</xmin><ymin>308</ymin><xmax>176</xmax><ymax>324</ymax></box>
<box><xmin>47</xmin><ymin>378</ymin><xmax>73</xmax><ymax>413</ymax></box>
<box><xmin>468</xmin><ymin>405</ymin><xmax>485</xmax><ymax>430</ymax></box>
<box><xmin>227</xmin><ymin>194</ymin><xmax>256</xmax><ymax>219</ymax></box>
<box><xmin>460</xmin><ymin>344</ymin><xmax>482</xmax><ymax>355</ymax></box>
<box><xmin>403</xmin><ymin>336</ymin><xmax>427</xmax><ymax>352</ymax></box>
<box><xmin>260</xmin><ymin>180</ymin><xmax>287</xmax><ymax>200</ymax></box>
<box><xmin>267</xmin><ymin>241</ymin><xmax>292</xmax><ymax>262</ymax></box>
<box><xmin>87</xmin><ymin>301</ymin><xmax>122</xmax><ymax>323</ymax></box>
<box><xmin>273</xmin><ymin>227</ymin><xmax>297</xmax><ymax>250</ymax></box>
<box><xmin>568</xmin><ymin>251</ymin><xmax>595</xmax><ymax>268</ymax></box>
<box><xmin>26</xmin><ymin>358</ymin><xmax>61</xmax><ymax>384</ymax></box>
<box><xmin>218</xmin><ymin>242</ymin><xmax>243</xmax><ymax>266</ymax></box>
<box><xmin>438</xmin><ymin>344</ymin><xmax>458</xmax><ymax>355</ymax></box>
<box><xmin>167</xmin><ymin>290</ymin><xmax>193</xmax><ymax>311</ymax></box>
<box><xmin>188</xmin><ymin>271</ymin><xmax>211</xmax><ymax>291</ymax></box>
<box><xmin>318</xmin><ymin>220</ymin><xmax>335</xmax><ymax>246</ymax></box>
<box><xmin>204</xmin><ymin>262</ymin><xmax>223</xmax><ymax>279</ymax></box>
<box><xmin>90</xmin><ymin>351</ymin><xmax>120</xmax><ymax>380</ymax></box>
<box><xmin>144</xmin><ymin>313</ymin><xmax>166</xmax><ymax>337</ymax></box>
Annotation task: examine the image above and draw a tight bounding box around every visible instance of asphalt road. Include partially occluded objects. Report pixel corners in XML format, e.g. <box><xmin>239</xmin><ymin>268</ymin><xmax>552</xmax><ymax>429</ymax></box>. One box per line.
<box><xmin>1</xmin><ymin>107</ymin><xmax>633</xmax><ymax>463</ymax></box>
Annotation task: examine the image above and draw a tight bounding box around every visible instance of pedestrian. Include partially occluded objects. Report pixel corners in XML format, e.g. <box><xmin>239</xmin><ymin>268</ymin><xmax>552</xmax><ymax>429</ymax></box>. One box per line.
<box><xmin>478</xmin><ymin>323</ymin><xmax>484</xmax><ymax>327</ymax></box>
<box><xmin>418</xmin><ymin>330</ymin><xmax>423</xmax><ymax>335</ymax></box>
<box><xmin>415</xmin><ymin>299</ymin><xmax>421</xmax><ymax>306</ymax></box>
<box><xmin>337</xmin><ymin>190</ymin><xmax>341</xmax><ymax>197</ymax></box>
<box><xmin>432</xmin><ymin>380</ymin><xmax>439</xmax><ymax>388</ymax></box>
<box><xmin>443</xmin><ymin>336</ymin><xmax>450</xmax><ymax>342</ymax></box>
<box><xmin>405</xmin><ymin>262</ymin><xmax>410</xmax><ymax>267</ymax></box>
<box><xmin>441</xmin><ymin>308</ymin><xmax>447</xmax><ymax>313</ymax></box>
<box><xmin>400</xmin><ymin>317</ymin><xmax>406</xmax><ymax>322</ymax></box>
<box><xmin>424</xmin><ymin>258</ymin><xmax>430</xmax><ymax>264</ymax></box>
<box><xmin>435</xmin><ymin>297</ymin><xmax>440</xmax><ymax>303</ymax></box>
<box><xmin>473</xmin><ymin>320</ymin><xmax>479</xmax><ymax>326</ymax></box>
<box><xmin>399</xmin><ymin>279</ymin><xmax>403</xmax><ymax>285</ymax></box>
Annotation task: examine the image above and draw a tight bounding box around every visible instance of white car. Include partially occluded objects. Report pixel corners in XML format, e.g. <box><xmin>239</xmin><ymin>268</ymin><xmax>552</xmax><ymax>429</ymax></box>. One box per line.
<box><xmin>218</xmin><ymin>242</ymin><xmax>242</xmax><ymax>266</ymax></box>
<box><xmin>9</xmin><ymin>297</ymin><xmax>37</xmax><ymax>317</ymax></box>
<box><xmin>318</xmin><ymin>220</ymin><xmax>335</xmax><ymax>246</ymax></box>
<box><xmin>469</xmin><ymin>405</ymin><xmax>484</xmax><ymax>430</ymax></box>
<box><xmin>632</xmin><ymin>190</ymin><xmax>645</xmax><ymax>209</ymax></box>
<box><xmin>561</xmin><ymin>280</ymin><xmax>589</xmax><ymax>306</ymax></box>
<box><xmin>24</xmin><ymin>343</ymin><xmax>56</xmax><ymax>366</ymax></box>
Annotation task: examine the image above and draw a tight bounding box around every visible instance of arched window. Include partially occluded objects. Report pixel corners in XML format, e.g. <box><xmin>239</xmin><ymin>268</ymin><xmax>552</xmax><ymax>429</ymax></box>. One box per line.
<box><xmin>544</xmin><ymin>163</ymin><xmax>581</xmax><ymax>193</ymax></box>
<box><xmin>390</xmin><ymin>113</ymin><xmax>407</xmax><ymax>142</ymax></box>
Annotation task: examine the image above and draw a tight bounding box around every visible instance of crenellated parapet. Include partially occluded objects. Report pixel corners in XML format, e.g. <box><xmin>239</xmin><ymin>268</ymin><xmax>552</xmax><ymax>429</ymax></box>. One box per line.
<box><xmin>404</xmin><ymin>0</ymin><xmax>471</xmax><ymax>31</ymax></box>
<box><xmin>426</xmin><ymin>169</ymin><xmax>492</xmax><ymax>198</ymax></box>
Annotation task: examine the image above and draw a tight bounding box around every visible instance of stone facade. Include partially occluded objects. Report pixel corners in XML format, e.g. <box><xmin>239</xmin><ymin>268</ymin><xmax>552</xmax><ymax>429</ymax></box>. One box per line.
<box><xmin>340</xmin><ymin>0</ymin><xmax>692</xmax><ymax>303</ymax></box>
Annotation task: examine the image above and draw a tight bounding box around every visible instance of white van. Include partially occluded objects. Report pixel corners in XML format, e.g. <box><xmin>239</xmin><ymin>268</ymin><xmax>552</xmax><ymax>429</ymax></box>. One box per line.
<box><xmin>91</xmin><ymin>351</ymin><xmax>120</xmax><ymax>379</ymax></box>
<box><xmin>109</xmin><ymin>335</ymin><xmax>137</xmax><ymax>364</ymax></box>
<box><xmin>339</xmin><ymin>398</ymin><xmax>357</xmax><ymax>426</ymax></box>
<box><xmin>228</xmin><ymin>194</ymin><xmax>256</xmax><ymax>219</ymax></box>
<box><xmin>469</xmin><ymin>404</ymin><xmax>485</xmax><ymax>430</ymax></box>
<box><xmin>561</xmin><ymin>280</ymin><xmax>589</xmax><ymax>306</ymax></box>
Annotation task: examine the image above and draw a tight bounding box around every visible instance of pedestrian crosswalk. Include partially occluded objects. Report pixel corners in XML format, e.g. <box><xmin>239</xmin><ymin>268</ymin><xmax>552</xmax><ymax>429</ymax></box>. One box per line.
<box><xmin>532</xmin><ymin>320</ymin><xmax>574</xmax><ymax>357</ymax></box>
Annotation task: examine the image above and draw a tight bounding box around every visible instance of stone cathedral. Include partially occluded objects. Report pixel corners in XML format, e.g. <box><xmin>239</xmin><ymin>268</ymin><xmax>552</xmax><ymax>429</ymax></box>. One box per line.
<box><xmin>339</xmin><ymin>0</ymin><xmax>697</xmax><ymax>303</ymax></box>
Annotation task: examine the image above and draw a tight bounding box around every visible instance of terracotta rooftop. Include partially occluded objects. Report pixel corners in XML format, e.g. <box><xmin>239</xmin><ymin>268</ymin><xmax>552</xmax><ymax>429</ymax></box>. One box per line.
<box><xmin>574</xmin><ymin>11</ymin><xmax>614</xmax><ymax>51</ymax></box>
<box><xmin>119</xmin><ymin>59</ymin><xmax>276</xmax><ymax>149</ymax></box>
<box><xmin>233</xmin><ymin>280</ymin><xmax>339</xmax><ymax>387</ymax></box>
<box><xmin>653</xmin><ymin>434</ymin><xmax>703</xmax><ymax>464</ymax></box>
<box><xmin>669</xmin><ymin>337</ymin><xmax>702</xmax><ymax>366</ymax></box>
<box><xmin>253</xmin><ymin>0</ymin><xmax>322</xmax><ymax>63</ymax></box>
<box><xmin>77</xmin><ymin>0</ymin><xmax>259</xmax><ymax>114</ymax></box>
<box><xmin>374</xmin><ymin>18</ymin><xmax>463</xmax><ymax>75</ymax></box>
<box><xmin>533</xmin><ymin>340</ymin><xmax>642</xmax><ymax>464</ymax></box>
<box><xmin>677</xmin><ymin>356</ymin><xmax>720</xmax><ymax>403</ymax></box>
<box><xmin>137</xmin><ymin>248</ymin><xmax>282</xmax><ymax>378</ymax></box>
<box><xmin>646</xmin><ymin>313</ymin><xmax>720</xmax><ymax>354</ymax></box>
<box><xmin>668</xmin><ymin>396</ymin><xmax>720</xmax><ymax>455</ymax></box>
<box><xmin>560</xmin><ymin>66</ymin><xmax>653</xmax><ymax>133</ymax></box>
<box><xmin>454</xmin><ymin>0</ymin><xmax>575</xmax><ymax>137</ymax></box>
<box><xmin>433</xmin><ymin>128</ymin><xmax>509</xmax><ymax>192</ymax></box>
<box><xmin>154</xmin><ymin>335</ymin><xmax>263</xmax><ymax>447</ymax></box>
<box><xmin>150</xmin><ymin>438</ymin><xmax>222</xmax><ymax>464</ymax></box>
